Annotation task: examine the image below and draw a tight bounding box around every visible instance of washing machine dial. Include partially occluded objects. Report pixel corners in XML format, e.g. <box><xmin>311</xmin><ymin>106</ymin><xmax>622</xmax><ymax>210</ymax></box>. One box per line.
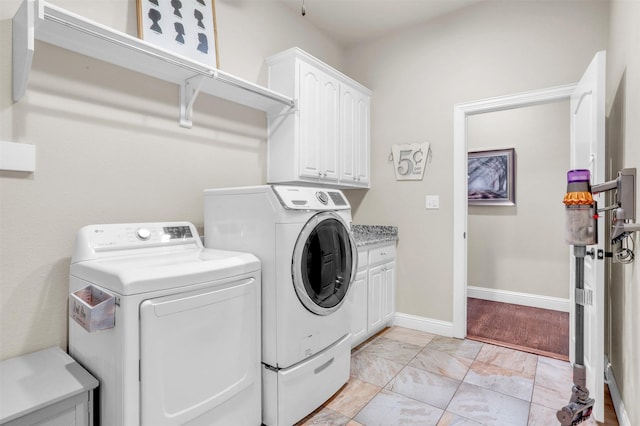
<box><xmin>136</xmin><ymin>228</ymin><xmax>152</xmax><ymax>241</ymax></box>
<box><xmin>316</xmin><ymin>191</ymin><xmax>329</xmax><ymax>205</ymax></box>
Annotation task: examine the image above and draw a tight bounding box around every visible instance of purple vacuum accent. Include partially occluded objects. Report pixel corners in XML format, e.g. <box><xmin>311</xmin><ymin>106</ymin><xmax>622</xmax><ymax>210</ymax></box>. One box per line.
<box><xmin>568</xmin><ymin>169</ymin><xmax>591</xmax><ymax>183</ymax></box>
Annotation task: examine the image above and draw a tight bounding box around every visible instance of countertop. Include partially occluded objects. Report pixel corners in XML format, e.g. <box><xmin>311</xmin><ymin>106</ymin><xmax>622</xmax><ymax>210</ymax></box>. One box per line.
<box><xmin>352</xmin><ymin>225</ymin><xmax>398</xmax><ymax>247</ymax></box>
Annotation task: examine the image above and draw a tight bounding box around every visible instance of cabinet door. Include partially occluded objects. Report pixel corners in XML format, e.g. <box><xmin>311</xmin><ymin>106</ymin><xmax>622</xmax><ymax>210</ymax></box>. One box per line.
<box><xmin>298</xmin><ymin>61</ymin><xmax>323</xmax><ymax>179</ymax></box>
<box><xmin>321</xmin><ymin>74</ymin><xmax>340</xmax><ymax>182</ymax></box>
<box><xmin>382</xmin><ymin>261</ymin><xmax>396</xmax><ymax>324</ymax></box>
<box><xmin>340</xmin><ymin>86</ymin><xmax>357</xmax><ymax>182</ymax></box>
<box><xmin>367</xmin><ymin>265</ymin><xmax>384</xmax><ymax>332</ymax></box>
<box><xmin>355</xmin><ymin>93</ymin><xmax>370</xmax><ymax>184</ymax></box>
<box><xmin>298</xmin><ymin>61</ymin><xmax>339</xmax><ymax>182</ymax></box>
<box><xmin>340</xmin><ymin>87</ymin><xmax>370</xmax><ymax>186</ymax></box>
<box><xmin>348</xmin><ymin>270</ymin><xmax>368</xmax><ymax>346</ymax></box>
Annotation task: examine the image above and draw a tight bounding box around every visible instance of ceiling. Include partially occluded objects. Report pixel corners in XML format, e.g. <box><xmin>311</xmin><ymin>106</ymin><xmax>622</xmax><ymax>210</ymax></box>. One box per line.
<box><xmin>278</xmin><ymin>0</ymin><xmax>482</xmax><ymax>47</ymax></box>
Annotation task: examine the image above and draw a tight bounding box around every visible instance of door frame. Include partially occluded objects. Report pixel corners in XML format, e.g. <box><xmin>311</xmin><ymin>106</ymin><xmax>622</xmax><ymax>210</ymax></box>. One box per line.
<box><xmin>452</xmin><ymin>84</ymin><xmax>577</xmax><ymax>338</ymax></box>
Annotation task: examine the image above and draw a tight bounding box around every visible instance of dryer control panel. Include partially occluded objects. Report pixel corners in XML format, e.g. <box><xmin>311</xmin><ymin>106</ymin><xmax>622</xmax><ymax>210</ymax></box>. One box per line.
<box><xmin>272</xmin><ymin>186</ymin><xmax>350</xmax><ymax>211</ymax></box>
<box><xmin>72</xmin><ymin>222</ymin><xmax>202</xmax><ymax>263</ymax></box>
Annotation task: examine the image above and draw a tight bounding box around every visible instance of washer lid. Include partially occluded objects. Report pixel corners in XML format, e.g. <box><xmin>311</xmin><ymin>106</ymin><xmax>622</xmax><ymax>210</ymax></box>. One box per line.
<box><xmin>70</xmin><ymin>248</ymin><xmax>260</xmax><ymax>295</ymax></box>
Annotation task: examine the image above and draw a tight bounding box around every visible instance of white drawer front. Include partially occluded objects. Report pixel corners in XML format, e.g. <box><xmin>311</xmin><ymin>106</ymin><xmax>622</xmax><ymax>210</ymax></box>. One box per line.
<box><xmin>368</xmin><ymin>244</ymin><xmax>396</xmax><ymax>265</ymax></box>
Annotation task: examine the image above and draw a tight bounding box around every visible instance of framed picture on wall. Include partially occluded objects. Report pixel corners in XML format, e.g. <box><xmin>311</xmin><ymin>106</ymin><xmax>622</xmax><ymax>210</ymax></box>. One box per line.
<box><xmin>468</xmin><ymin>148</ymin><xmax>516</xmax><ymax>206</ymax></box>
<box><xmin>137</xmin><ymin>0</ymin><xmax>219</xmax><ymax>69</ymax></box>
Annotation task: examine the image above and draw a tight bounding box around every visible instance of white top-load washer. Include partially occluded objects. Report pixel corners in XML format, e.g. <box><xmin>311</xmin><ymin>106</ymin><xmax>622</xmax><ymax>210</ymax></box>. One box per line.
<box><xmin>68</xmin><ymin>222</ymin><xmax>261</xmax><ymax>426</ymax></box>
<box><xmin>203</xmin><ymin>186</ymin><xmax>357</xmax><ymax>426</ymax></box>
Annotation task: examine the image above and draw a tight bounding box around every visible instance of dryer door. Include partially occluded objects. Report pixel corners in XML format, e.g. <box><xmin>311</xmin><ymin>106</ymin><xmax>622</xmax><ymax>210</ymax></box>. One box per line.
<box><xmin>139</xmin><ymin>277</ymin><xmax>259</xmax><ymax>426</ymax></box>
<box><xmin>292</xmin><ymin>212</ymin><xmax>357</xmax><ymax>315</ymax></box>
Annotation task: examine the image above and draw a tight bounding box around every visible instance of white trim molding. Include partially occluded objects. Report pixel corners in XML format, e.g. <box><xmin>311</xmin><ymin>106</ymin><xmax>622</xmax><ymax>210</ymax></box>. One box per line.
<box><xmin>467</xmin><ymin>286</ymin><xmax>570</xmax><ymax>312</ymax></box>
<box><xmin>452</xmin><ymin>83</ymin><xmax>578</xmax><ymax>339</ymax></box>
<box><xmin>394</xmin><ymin>313</ymin><xmax>454</xmax><ymax>338</ymax></box>
<box><xmin>605</xmin><ymin>356</ymin><xmax>631</xmax><ymax>426</ymax></box>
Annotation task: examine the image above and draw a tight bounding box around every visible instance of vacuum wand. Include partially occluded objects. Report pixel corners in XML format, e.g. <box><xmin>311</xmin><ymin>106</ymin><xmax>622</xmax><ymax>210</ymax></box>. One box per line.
<box><xmin>557</xmin><ymin>170</ymin><xmax>595</xmax><ymax>426</ymax></box>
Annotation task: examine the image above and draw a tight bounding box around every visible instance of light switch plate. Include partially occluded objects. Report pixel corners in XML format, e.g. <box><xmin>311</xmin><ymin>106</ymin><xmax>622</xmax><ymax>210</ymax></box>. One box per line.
<box><xmin>426</xmin><ymin>195</ymin><xmax>439</xmax><ymax>209</ymax></box>
<box><xmin>0</xmin><ymin>141</ymin><xmax>36</xmax><ymax>172</ymax></box>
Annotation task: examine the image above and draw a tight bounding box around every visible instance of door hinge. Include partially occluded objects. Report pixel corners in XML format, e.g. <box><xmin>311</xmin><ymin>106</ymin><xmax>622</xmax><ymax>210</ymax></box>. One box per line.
<box><xmin>576</xmin><ymin>288</ymin><xmax>593</xmax><ymax>306</ymax></box>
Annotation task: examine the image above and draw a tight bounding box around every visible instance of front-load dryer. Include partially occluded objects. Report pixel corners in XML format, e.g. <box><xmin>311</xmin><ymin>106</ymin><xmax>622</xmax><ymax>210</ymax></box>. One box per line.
<box><xmin>203</xmin><ymin>186</ymin><xmax>357</xmax><ymax>426</ymax></box>
<box><xmin>67</xmin><ymin>222</ymin><xmax>261</xmax><ymax>426</ymax></box>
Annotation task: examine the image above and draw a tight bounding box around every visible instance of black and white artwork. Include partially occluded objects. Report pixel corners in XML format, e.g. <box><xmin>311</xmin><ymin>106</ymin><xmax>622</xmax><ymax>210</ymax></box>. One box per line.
<box><xmin>468</xmin><ymin>148</ymin><xmax>516</xmax><ymax>205</ymax></box>
<box><xmin>138</xmin><ymin>0</ymin><xmax>219</xmax><ymax>68</ymax></box>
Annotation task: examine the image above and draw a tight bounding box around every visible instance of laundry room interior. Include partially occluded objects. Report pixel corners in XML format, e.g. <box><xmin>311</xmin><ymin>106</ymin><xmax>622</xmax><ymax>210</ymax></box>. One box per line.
<box><xmin>0</xmin><ymin>0</ymin><xmax>639</xmax><ymax>425</ymax></box>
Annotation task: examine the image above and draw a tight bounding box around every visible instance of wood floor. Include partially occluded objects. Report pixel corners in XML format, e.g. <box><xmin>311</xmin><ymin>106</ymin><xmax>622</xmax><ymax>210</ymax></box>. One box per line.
<box><xmin>466</xmin><ymin>297</ymin><xmax>569</xmax><ymax>360</ymax></box>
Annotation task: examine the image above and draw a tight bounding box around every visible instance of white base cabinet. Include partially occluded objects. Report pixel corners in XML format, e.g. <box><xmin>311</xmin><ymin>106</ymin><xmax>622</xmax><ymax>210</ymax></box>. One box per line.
<box><xmin>266</xmin><ymin>47</ymin><xmax>371</xmax><ymax>189</ymax></box>
<box><xmin>348</xmin><ymin>243</ymin><xmax>396</xmax><ymax>348</ymax></box>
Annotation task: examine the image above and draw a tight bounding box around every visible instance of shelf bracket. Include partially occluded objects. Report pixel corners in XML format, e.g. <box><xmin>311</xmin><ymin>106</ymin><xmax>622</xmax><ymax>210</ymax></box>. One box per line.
<box><xmin>179</xmin><ymin>74</ymin><xmax>209</xmax><ymax>128</ymax></box>
<box><xmin>13</xmin><ymin>0</ymin><xmax>35</xmax><ymax>101</ymax></box>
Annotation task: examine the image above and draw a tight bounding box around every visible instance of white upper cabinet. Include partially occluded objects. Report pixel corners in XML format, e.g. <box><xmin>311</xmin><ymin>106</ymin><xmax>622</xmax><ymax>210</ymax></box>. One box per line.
<box><xmin>266</xmin><ymin>48</ymin><xmax>372</xmax><ymax>189</ymax></box>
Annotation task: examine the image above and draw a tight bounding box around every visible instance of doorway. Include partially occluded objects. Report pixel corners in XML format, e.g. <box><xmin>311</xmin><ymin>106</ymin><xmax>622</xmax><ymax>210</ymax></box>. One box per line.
<box><xmin>451</xmin><ymin>84</ymin><xmax>577</xmax><ymax>339</ymax></box>
<box><xmin>464</xmin><ymin>101</ymin><xmax>571</xmax><ymax>358</ymax></box>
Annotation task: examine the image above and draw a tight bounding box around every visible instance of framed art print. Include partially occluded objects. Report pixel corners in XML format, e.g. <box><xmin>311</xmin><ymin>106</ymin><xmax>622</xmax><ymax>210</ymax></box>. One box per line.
<box><xmin>468</xmin><ymin>148</ymin><xmax>516</xmax><ymax>206</ymax></box>
<box><xmin>137</xmin><ymin>0</ymin><xmax>219</xmax><ymax>69</ymax></box>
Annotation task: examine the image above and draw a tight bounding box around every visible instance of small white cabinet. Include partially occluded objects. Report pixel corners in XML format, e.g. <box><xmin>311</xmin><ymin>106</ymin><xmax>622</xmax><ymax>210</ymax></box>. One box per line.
<box><xmin>267</xmin><ymin>47</ymin><xmax>372</xmax><ymax>188</ymax></box>
<box><xmin>0</xmin><ymin>347</ymin><xmax>98</xmax><ymax>426</ymax></box>
<box><xmin>348</xmin><ymin>243</ymin><xmax>396</xmax><ymax>348</ymax></box>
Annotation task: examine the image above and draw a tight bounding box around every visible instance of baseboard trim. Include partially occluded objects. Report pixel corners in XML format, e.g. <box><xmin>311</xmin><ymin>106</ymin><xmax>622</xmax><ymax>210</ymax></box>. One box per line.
<box><xmin>467</xmin><ymin>286</ymin><xmax>570</xmax><ymax>312</ymax></box>
<box><xmin>393</xmin><ymin>313</ymin><xmax>454</xmax><ymax>337</ymax></box>
<box><xmin>605</xmin><ymin>356</ymin><xmax>631</xmax><ymax>426</ymax></box>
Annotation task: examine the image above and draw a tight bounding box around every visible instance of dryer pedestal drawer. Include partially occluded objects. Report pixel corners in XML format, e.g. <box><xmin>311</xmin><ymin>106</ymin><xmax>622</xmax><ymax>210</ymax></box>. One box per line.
<box><xmin>262</xmin><ymin>333</ymin><xmax>351</xmax><ymax>426</ymax></box>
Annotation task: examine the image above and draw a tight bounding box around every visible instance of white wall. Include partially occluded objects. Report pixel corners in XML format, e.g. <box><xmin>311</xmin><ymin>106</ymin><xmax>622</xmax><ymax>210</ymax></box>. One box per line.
<box><xmin>0</xmin><ymin>0</ymin><xmax>343</xmax><ymax>361</ymax></box>
<box><xmin>606</xmin><ymin>1</ymin><xmax>640</xmax><ymax>424</ymax></box>
<box><xmin>343</xmin><ymin>0</ymin><xmax>608</xmax><ymax>322</ymax></box>
<box><xmin>467</xmin><ymin>101</ymin><xmax>570</xmax><ymax>299</ymax></box>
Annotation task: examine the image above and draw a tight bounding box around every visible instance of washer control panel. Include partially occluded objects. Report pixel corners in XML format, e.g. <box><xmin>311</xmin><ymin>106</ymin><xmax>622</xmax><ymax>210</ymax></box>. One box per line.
<box><xmin>272</xmin><ymin>186</ymin><xmax>350</xmax><ymax>210</ymax></box>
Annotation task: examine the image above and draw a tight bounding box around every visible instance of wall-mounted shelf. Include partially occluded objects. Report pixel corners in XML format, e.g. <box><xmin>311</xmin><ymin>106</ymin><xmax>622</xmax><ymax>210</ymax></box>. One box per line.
<box><xmin>12</xmin><ymin>0</ymin><xmax>295</xmax><ymax>128</ymax></box>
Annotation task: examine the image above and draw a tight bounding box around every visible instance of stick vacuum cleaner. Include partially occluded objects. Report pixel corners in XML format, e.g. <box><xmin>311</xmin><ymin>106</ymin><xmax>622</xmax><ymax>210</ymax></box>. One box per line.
<box><xmin>557</xmin><ymin>169</ymin><xmax>596</xmax><ymax>425</ymax></box>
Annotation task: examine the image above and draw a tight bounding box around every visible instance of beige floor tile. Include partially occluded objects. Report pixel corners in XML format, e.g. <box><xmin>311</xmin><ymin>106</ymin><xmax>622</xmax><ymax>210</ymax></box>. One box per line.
<box><xmin>354</xmin><ymin>389</ymin><xmax>443</xmax><ymax>426</ymax></box>
<box><xmin>464</xmin><ymin>359</ymin><xmax>535</xmax><ymax>401</ymax></box>
<box><xmin>325</xmin><ymin>377</ymin><xmax>381</xmax><ymax>418</ymax></box>
<box><xmin>427</xmin><ymin>335</ymin><xmax>483</xmax><ymax>360</ymax></box>
<box><xmin>385</xmin><ymin>365</ymin><xmax>460</xmax><ymax>409</ymax></box>
<box><xmin>350</xmin><ymin>350</ymin><xmax>405</xmax><ymax>387</ymax></box>
<box><xmin>447</xmin><ymin>382</ymin><xmax>530</xmax><ymax>426</ymax></box>
<box><xmin>380</xmin><ymin>326</ymin><xmax>435</xmax><ymax>347</ymax></box>
<box><xmin>437</xmin><ymin>411</ymin><xmax>483</xmax><ymax>425</ymax></box>
<box><xmin>299</xmin><ymin>407</ymin><xmax>352</xmax><ymax>425</ymax></box>
<box><xmin>531</xmin><ymin>356</ymin><xmax>574</xmax><ymax>409</ymax></box>
<box><xmin>360</xmin><ymin>337</ymin><xmax>423</xmax><ymax>364</ymax></box>
<box><xmin>410</xmin><ymin>347</ymin><xmax>473</xmax><ymax>380</ymax></box>
<box><xmin>475</xmin><ymin>343</ymin><xmax>538</xmax><ymax>377</ymax></box>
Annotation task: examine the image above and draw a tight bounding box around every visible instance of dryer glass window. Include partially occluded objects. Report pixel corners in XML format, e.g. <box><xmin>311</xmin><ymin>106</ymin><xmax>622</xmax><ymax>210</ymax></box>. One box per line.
<box><xmin>300</xmin><ymin>218</ymin><xmax>353</xmax><ymax>310</ymax></box>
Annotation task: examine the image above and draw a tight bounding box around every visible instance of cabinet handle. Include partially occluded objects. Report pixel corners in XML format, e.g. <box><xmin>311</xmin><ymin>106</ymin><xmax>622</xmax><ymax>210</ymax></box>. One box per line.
<box><xmin>380</xmin><ymin>252</ymin><xmax>386</xmax><ymax>256</ymax></box>
<box><xmin>323</xmin><ymin>172</ymin><xmax>327</xmax><ymax>177</ymax></box>
<box><xmin>318</xmin><ymin>172</ymin><xmax>322</xmax><ymax>177</ymax></box>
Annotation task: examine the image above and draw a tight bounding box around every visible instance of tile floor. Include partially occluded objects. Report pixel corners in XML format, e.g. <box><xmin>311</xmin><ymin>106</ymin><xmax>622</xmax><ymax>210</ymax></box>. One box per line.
<box><xmin>298</xmin><ymin>326</ymin><xmax>612</xmax><ymax>426</ymax></box>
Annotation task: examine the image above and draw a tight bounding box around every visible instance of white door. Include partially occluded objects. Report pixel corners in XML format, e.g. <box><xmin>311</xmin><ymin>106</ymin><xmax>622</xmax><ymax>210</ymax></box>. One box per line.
<box><xmin>569</xmin><ymin>50</ymin><xmax>606</xmax><ymax>422</ymax></box>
